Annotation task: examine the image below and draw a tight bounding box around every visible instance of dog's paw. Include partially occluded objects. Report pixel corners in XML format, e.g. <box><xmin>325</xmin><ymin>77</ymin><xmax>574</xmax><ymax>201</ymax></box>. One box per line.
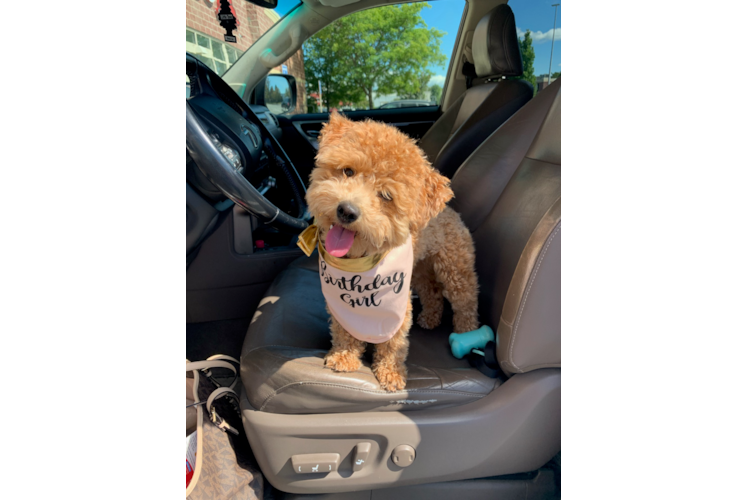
<box><xmin>417</xmin><ymin>310</ymin><xmax>441</xmax><ymax>330</ymax></box>
<box><xmin>324</xmin><ymin>351</ymin><xmax>362</xmax><ymax>372</ymax></box>
<box><xmin>374</xmin><ymin>365</ymin><xmax>407</xmax><ymax>392</ymax></box>
<box><xmin>453</xmin><ymin>314</ymin><xmax>479</xmax><ymax>333</ymax></box>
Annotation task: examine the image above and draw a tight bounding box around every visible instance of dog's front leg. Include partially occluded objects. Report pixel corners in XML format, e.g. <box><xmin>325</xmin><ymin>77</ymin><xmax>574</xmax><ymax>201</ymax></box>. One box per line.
<box><xmin>372</xmin><ymin>301</ymin><xmax>412</xmax><ymax>392</ymax></box>
<box><xmin>324</xmin><ymin>314</ymin><xmax>366</xmax><ymax>372</ymax></box>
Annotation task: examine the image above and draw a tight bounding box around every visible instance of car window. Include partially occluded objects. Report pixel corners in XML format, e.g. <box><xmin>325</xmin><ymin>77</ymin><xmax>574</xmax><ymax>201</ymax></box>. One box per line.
<box><xmin>506</xmin><ymin>0</ymin><xmax>562</xmax><ymax>95</ymax></box>
<box><xmin>287</xmin><ymin>1</ymin><xmax>465</xmax><ymax>115</ymax></box>
<box><xmin>186</xmin><ymin>27</ymin><xmax>244</xmax><ymax>76</ymax></box>
<box><xmin>186</xmin><ymin>1</ymin><xmax>300</xmax><ymax>76</ymax></box>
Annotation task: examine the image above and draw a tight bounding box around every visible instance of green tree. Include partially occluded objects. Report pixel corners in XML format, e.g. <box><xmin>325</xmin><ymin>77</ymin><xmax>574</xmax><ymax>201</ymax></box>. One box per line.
<box><xmin>266</xmin><ymin>84</ymin><xmax>282</xmax><ymax>104</ymax></box>
<box><xmin>303</xmin><ymin>3</ymin><xmax>446</xmax><ymax>110</ymax></box>
<box><xmin>517</xmin><ymin>29</ymin><xmax>536</xmax><ymax>94</ymax></box>
<box><xmin>429</xmin><ymin>83</ymin><xmax>442</xmax><ymax>104</ymax></box>
<box><xmin>551</xmin><ymin>71</ymin><xmax>561</xmax><ymax>79</ymax></box>
<box><xmin>398</xmin><ymin>73</ymin><xmax>433</xmax><ymax>100</ymax></box>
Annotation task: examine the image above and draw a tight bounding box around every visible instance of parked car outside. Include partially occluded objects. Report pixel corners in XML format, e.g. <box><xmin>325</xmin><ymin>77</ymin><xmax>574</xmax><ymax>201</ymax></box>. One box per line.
<box><xmin>378</xmin><ymin>99</ymin><xmax>435</xmax><ymax>109</ymax></box>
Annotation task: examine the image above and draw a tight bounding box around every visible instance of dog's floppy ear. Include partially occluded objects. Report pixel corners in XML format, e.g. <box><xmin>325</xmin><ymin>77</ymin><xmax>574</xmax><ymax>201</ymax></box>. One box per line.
<box><xmin>415</xmin><ymin>167</ymin><xmax>454</xmax><ymax>229</ymax></box>
<box><xmin>319</xmin><ymin>110</ymin><xmax>352</xmax><ymax>146</ymax></box>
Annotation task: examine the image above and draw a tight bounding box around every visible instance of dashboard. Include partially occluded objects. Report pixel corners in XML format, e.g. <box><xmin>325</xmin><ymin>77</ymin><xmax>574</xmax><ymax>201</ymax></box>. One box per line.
<box><xmin>251</xmin><ymin>105</ymin><xmax>283</xmax><ymax>140</ymax></box>
<box><xmin>186</xmin><ymin>53</ymin><xmax>305</xmax><ymax>256</ymax></box>
<box><xmin>187</xmin><ymin>70</ymin><xmax>283</xmax><ymax>142</ymax></box>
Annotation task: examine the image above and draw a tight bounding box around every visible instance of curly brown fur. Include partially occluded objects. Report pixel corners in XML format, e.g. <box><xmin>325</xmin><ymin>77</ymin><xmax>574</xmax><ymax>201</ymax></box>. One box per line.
<box><xmin>309</xmin><ymin>111</ymin><xmax>479</xmax><ymax>391</ymax></box>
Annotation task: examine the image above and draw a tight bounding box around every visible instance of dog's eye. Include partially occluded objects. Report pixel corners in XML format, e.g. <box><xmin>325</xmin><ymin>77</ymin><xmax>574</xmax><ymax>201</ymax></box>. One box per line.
<box><xmin>379</xmin><ymin>191</ymin><xmax>393</xmax><ymax>202</ymax></box>
<box><xmin>343</xmin><ymin>168</ymin><xmax>355</xmax><ymax>177</ymax></box>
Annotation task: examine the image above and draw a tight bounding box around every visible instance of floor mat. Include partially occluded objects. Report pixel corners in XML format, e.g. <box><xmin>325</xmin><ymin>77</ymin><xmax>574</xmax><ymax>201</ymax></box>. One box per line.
<box><xmin>187</xmin><ymin>317</ymin><xmax>251</xmax><ymax>361</ymax></box>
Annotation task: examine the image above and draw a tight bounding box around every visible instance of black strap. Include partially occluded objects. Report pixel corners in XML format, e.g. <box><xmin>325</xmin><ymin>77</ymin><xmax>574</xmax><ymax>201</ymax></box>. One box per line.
<box><xmin>462</xmin><ymin>61</ymin><xmax>477</xmax><ymax>89</ymax></box>
<box><xmin>467</xmin><ymin>341</ymin><xmax>506</xmax><ymax>380</ymax></box>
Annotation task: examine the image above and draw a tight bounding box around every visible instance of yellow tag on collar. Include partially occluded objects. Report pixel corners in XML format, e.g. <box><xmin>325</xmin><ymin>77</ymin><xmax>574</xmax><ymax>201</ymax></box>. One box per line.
<box><xmin>297</xmin><ymin>224</ymin><xmax>319</xmax><ymax>257</ymax></box>
<box><xmin>296</xmin><ymin>223</ymin><xmax>389</xmax><ymax>272</ymax></box>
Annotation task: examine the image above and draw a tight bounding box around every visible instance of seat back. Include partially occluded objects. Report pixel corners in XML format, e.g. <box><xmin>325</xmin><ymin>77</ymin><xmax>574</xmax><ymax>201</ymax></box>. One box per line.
<box><xmin>419</xmin><ymin>4</ymin><xmax>533</xmax><ymax>178</ymax></box>
<box><xmin>451</xmin><ymin>78</ymin><xmax>561</xmax><ymax>376</ymax></box>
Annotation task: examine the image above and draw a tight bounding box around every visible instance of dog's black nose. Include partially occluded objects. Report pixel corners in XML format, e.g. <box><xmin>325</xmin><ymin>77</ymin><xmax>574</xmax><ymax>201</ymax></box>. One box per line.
<box><xmin>337</xmin><ymin>202</ymin><xmax>360</xmax><ymax>224</ymax></box>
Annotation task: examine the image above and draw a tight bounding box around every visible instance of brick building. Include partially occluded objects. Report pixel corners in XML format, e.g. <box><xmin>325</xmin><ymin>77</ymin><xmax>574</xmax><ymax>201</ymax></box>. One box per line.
<box><xmin>186</xmin><ymin>0</ymin><xmax>306</xmax><ymax>113</ymax></box>
<box><xmin>536</xmin><ymin>74</ymin><xmax>558</xmax><ymax>92</ymax></box>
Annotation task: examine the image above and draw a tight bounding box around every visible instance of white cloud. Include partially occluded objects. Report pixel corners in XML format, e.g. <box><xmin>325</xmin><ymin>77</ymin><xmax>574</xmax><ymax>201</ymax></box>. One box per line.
<box><xmin>516</xmin><ymin>27</ymin><xmax>561</xmax><ymax>44</ymax></box>
<box><xmin>428</xmin><ymin>75</ymin><xmax>446</xmax><ymax>87</ymax></box>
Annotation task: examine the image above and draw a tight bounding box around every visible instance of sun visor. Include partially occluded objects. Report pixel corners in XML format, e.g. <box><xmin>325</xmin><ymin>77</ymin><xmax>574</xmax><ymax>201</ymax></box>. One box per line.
<box><xmin>317</xmin><ymin>0</ymin><xmax>362</xmax><ymax>7</ymax></box>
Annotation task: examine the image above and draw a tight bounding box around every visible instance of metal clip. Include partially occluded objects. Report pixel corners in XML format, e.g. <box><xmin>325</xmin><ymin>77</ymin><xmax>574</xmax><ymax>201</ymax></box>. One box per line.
<box><xmin>210</xmin><ymin>407</ymin><xmax>239</xmax><ymax>435</ymax></box>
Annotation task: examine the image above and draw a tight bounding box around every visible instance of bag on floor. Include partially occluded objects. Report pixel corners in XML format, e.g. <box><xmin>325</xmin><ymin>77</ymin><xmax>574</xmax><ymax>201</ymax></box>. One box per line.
<box><xmin>186</xmin><ymin>355</ymin><xmax>262</xmax><ymax>500</ymax></box>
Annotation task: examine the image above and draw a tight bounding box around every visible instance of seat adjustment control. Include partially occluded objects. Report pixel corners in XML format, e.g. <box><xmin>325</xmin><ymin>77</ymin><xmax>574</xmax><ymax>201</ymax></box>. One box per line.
<box><xmin>291</xmin><ymin>453</ymin><xmax>340</xmax><ymax>474</ymax></box>
<box><xmin>352</xmin><ymin>442</ymin><xmax>371</xmax><ymax>472</ymax></box>
<box><xmin>391</xmin><ymin>444</ymin><xmax>416</xmax><ymax>468</ymax></box>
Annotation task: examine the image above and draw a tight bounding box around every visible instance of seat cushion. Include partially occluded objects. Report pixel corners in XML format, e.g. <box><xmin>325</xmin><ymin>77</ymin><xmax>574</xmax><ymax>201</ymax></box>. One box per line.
<box><xmin>240</xmin><ymin>254</ymin><xmax>499</xmax><ymax>414</ymax></box>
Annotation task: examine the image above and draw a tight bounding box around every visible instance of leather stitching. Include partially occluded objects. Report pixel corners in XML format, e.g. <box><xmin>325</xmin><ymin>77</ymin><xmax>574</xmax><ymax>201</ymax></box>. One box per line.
<box><xmin>246</xmin><ymin>348</ymin><xmax>494</xmax><ymax>397</ymax></box>
<box><xmin>509</xmin><ymin>221</ymin><xmax>561</xmax><ymax>373</ymax></box>
<box><xmin>507</xmin><ymin>13</ymin><xmax>520</xmax><ymax>74</ymax></box>
<box><xmin>244</xmin><ymin>344</ymin><xmax>309</xmax><ymax>356</ymax></box>
<box><xmin>486</xmin><ymin>7</ymin><xmax>495</xmax><ymax>75</ymax></box>
<box><xmin>518</xmin><ymin>361</ymin><xmax>561</xmax><ymax>371</ymax></box>
<box><xmin>255</xmin><ymin>348</ymin><xmax>371</xmax><ymax>373</ymax></box>
<box><xmin>501</xmin><ymin>14</ymin><xmax>510</xmax><ymax>75</ymax></box>
<box><xmin>258</xmin><ymin>381</ymin><xmax>486</xmax><ymax>411</ymax></box>
<box><xmin>249</xmin><ymin>348</ymin><xmax>443</xmax><ymax>378</ymax></box>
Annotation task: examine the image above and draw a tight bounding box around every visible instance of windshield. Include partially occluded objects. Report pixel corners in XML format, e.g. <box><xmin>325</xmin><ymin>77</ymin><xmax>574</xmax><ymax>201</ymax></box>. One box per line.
<box><xmin>186</xmin><ymin>0</ymin><xmax>300</xmax><ymax>76</ymax></box>
<box><xmin>186</xmin><ymin>0</ymin><xmax>465</xmax><ymax>117</ymax></box>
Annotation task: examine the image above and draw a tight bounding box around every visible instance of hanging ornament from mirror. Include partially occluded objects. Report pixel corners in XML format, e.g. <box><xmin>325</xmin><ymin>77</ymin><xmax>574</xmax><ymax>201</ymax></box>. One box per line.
<box><xmin>216</xmin><ymin>0</ymin><xmax>240</xmax><ymax>43</ymax></box>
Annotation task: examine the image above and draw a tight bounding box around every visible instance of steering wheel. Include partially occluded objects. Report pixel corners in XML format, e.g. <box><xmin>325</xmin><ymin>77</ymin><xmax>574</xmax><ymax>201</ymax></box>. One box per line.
<box><xmin>186</xmin><ymin>54</ymin><xmax>309</xmax><ymax>233</ymax></box>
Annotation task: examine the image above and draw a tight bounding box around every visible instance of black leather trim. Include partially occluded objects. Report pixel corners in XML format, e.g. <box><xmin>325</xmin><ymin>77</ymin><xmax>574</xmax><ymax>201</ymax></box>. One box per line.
<box><xmin>419</xmin><ymin>80</ymin><xmax>532</xmax><ymax>178</ymax></box>
<box><xmin>432</xmin><ymin>80</ymin><xmax>532</xmax><ymax>178</ymax></box>
<box><xmin>419</xmin><ymin>93</ymin><xmax>466</xmax><ymax>165</ymax></box>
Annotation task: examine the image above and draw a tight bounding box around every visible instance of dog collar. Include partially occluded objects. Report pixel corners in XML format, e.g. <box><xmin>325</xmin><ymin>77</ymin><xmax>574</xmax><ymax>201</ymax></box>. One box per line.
<box><xmin>297</xmin><ymin>223</ymin><xmax>388</xmax><ymax>273</ymax></box>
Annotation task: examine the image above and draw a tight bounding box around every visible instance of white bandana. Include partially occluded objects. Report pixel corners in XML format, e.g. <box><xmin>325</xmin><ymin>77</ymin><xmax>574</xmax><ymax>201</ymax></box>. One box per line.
<box><xmin>297</xmin><ymin>224</ymin><xmax>413</xmax><ymax>344</ymax></box>
<box><xmin>319</xmin><ymin>235</ymin><xmax>413</xmax><ymax>343</ymax></box>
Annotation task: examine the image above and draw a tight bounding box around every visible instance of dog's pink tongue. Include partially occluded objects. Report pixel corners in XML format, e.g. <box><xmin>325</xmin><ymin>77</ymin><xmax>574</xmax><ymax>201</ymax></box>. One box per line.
<box><xmin>325</xmin><ymin>224</ymin><xmax>355</xmax><ymax>257</ymax></box>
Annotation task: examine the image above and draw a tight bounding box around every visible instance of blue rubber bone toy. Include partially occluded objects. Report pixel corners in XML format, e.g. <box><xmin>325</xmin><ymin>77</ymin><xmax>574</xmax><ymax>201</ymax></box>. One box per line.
<box><xmin>449</xmin><ymin>325</ymin><xmax>495</xmax><ymax>359</ymax></box>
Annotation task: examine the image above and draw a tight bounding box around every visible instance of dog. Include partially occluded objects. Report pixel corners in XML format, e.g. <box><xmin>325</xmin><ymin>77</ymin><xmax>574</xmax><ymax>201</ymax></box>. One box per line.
<box><xmin>301</xmin><ymin>111</ymin><xmax>479</xmax><ymax>392</ymax></box>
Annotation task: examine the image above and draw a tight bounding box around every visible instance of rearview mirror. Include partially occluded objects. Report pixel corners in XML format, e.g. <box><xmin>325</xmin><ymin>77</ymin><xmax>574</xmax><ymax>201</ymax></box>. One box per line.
<box><xmin>254</xmin><ymin>74</ymin><xmax>297</xmax><ymax>114</ymax></box>
<box><xmin>245</xmin><ymin>0</ymin><xmax>278</xmax><ymax>9</ymax></box>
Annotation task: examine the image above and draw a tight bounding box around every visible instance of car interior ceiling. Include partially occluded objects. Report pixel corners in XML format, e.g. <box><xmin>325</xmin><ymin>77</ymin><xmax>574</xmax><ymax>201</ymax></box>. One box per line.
<box><xmin>187</xmin><ymin>0</ymin><xmax>560</xmax><ymax>497</ymax></box>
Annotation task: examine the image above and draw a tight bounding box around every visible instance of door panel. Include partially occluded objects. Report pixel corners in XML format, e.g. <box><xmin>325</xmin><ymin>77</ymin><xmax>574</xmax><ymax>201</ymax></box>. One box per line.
<box><xmin>186</xmin><ymin>206</ymin><xmax>304</xmax><ymax>323</ymax></box>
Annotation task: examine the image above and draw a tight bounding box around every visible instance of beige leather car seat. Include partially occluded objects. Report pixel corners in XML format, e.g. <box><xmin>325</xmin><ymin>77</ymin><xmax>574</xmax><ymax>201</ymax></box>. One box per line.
<box><xmin>240</xmin><ymin>78</ymin><xmax>561</xmax><ymax>495</ymax></box>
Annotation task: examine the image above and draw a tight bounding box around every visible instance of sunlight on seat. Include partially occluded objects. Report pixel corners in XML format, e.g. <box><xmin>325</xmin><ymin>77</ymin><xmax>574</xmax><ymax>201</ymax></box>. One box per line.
<box><xmin>251</xmin><ymin>295</ymin><xmax>280</xmax><ymax>324</ymax></box>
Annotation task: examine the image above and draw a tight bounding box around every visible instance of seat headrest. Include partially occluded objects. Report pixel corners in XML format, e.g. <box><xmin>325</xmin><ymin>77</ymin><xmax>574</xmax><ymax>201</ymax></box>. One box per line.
<box><xmin>472</xmin><ymin>5</ymin><xmax>523</xmax><ymax>78</ymax></box>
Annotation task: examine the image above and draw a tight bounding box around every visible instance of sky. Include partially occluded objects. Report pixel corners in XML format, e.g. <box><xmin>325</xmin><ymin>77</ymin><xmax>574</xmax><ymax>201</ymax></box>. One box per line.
<box><xmin>271</xmin><ymin>0</ymin><xmax>561</xmax><ymax>84</ymax></box>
